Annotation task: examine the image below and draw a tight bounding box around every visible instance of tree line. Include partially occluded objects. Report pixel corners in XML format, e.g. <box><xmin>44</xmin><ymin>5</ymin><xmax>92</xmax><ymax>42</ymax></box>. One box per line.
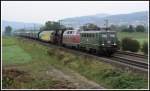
<box><xmin>80</xmin><ymin>23</ymin><xmax>147</xmax><ymax>32</ymax></box>
<box><xmin>4</xmin><ymin>21</ymin><xmax>147</xmax><ymax>36</ymax></box>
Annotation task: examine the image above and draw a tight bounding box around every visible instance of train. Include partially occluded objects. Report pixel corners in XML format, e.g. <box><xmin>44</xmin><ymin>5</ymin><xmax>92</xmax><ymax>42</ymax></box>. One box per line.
<box><xmin>14</xmin><ymin>29</ymin><xmax>118</xmax><ymax>56</ymax></box>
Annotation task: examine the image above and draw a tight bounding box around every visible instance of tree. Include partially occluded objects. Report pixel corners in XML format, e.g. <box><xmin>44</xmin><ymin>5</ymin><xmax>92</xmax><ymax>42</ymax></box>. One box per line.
<box><xmin>80</xmin><ymin>23</ymin><xmax>100</xmax><ymax>31</ymax></box>
<box><xmin>45</xmin><ymin>21</ymin><xmax>60</xmax><ymax>30</ymax></box>
<box><xmin>122</xmin><ymin>28</ymin><xmax>129</xmax><ymax>32</ymax></box>
<box><xmin>4</xmin><ymin>26</ymin><xmax>12</xmax><ymax>36</ymax></box>
<box><xmin>41</xmin><ymin>21</ymin><xmax>66</xmax><ymax>31</ymax></box>
<box><xmin>110</xmin><ymin>25</ymin><xmax>120</xmax><ymax>31</ymax></box>
<box><xmin>136</xmin><ymin>25</ymin><xmax>145</xmax><ymax>32</ymax></box>
<box><xmin>128</xmin><ymin>25</ymin><xmax>135</xmax><ymax>32</ymax></box>
<box><xmin>121</xmin><ymin>25</ymin><xmax>135</xmax><ymax>32</ymax></box>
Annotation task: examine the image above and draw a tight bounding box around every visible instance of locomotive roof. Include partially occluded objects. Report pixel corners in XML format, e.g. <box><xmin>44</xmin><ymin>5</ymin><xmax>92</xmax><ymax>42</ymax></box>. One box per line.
<box><xmin>80</xmin><ymin>30</ymin><xmax>116</xmax><ymax>33</ymax></box>
<box><xmin>65</xmin><ymin>29</ymin><xmax>79</xmax><ymax>31</ymax></box>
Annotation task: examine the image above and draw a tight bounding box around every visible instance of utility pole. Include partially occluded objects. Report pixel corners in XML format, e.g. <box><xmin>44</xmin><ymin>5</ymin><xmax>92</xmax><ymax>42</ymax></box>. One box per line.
<box><xmin>24</xmin><ymin>25</ymin><xmax>25</xmax><ymax>30</ymax></box>
<box><xmin>105</xmin><ymin>19</ymin><xmax>108</xmax><ymax>31</ymax></box>
<box><xmin>34</xmin><ymin>24</ymin><xmax>35</xmax><ymax>31</ymax></box>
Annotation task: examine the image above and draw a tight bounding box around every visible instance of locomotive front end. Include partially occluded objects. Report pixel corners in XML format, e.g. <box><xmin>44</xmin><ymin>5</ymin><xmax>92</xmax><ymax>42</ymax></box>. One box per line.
<box><xmin>100</xmin><ymin>31</ymin><xmax>118</xmax><ymax>56</ymax></box>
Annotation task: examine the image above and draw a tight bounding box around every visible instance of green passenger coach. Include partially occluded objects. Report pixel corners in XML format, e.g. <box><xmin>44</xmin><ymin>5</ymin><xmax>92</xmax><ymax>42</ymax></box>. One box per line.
<box><xmin>79</xmin><ymin>30</ymin><xmax>118</xmax><ymax>56</ymax></box>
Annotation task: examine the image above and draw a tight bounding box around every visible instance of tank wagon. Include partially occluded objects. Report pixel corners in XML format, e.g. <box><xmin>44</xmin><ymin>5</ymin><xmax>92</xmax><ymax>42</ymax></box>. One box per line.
<box><xmin>38</xmin><ymin>30</ymin><xmax>54</xmax><ymax>42</ymax></box>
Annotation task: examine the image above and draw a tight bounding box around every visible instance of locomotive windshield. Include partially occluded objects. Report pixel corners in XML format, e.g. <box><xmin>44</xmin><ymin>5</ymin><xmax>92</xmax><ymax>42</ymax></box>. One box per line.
<box><xmin>101</xmin><ymin>32</ymin><xmax>116</xmax><ymax>45</ymax></box>
<box><xmin>102</xmin><ymin>34</ymin><xmax>107</xmax><ymax>38</ymax></box>
<box><xmin>110</xmin><ymin>34</ymin><xmax>115</xmax><ymax>37</ymax></box>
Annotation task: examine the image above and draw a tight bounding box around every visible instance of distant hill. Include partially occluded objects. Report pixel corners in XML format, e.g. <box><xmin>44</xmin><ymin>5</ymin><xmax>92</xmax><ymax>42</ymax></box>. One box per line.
<box><xmin>60</xmin><ymin>11</ymin><xmax>148</xmax><ymax>28</ymax></box>
<box><xmin>2</xmin><ymin>11</ymin><xmax>148</xmax><ymax>33</ymax></box>
<box><xmin>2</xmin><ymin>20</ymin><xmax>42</xmax><ymax>32</ymax></box>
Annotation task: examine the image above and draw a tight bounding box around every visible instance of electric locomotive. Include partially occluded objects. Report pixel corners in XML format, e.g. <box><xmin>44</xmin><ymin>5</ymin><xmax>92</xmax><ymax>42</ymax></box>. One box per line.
<box><xmin>79</xmin><ymin>30</ymin><xmax>118</xmax><ymax>56</ymax></box>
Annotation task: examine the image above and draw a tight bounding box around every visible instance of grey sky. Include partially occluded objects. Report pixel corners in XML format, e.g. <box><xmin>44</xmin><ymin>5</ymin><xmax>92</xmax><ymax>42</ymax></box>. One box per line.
<box><xmin>1</xmin><ymin>1</ymin><xmax>149</xmax><ymax>24</ymax></box>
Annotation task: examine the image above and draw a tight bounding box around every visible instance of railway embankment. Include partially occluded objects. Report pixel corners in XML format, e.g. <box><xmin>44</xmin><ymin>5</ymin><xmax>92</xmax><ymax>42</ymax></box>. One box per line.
<box><xmin>2</xmin><ymin>37</ymin><xmax>148</xmax><ymax>89</ymax></box>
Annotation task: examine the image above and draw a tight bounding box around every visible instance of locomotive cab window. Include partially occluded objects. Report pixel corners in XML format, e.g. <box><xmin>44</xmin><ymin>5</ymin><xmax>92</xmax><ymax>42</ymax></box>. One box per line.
<box><xmin>102</xmin><ymin>34</ymin><xmax>107</xmax><ymax>37</ymax></box>
<box><xmin>110</xmin><ymin>34</ymin><xmax>115</xmax><ymax>37</ymax></box>
<box><xmin>82</xmin><ymin>34</ymin><xmax>84</xmax><ymax>37</ymax></box>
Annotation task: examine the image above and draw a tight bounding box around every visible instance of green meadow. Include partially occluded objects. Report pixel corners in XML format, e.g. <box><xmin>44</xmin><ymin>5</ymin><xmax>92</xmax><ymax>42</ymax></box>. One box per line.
<box><xmin>117</xmin><ymin>32</ymin><xmax>148</xmax><ymax>45</ymax></box>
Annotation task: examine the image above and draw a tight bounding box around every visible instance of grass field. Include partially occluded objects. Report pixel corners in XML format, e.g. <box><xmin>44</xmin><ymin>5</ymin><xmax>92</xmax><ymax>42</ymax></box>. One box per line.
<box><xmin>3</xmin><ymin>45</ymin><xmax>32</xmax><ymax>65</ymax></box>
<box><xmin>117</xmin><ymin>32</ymin><xmax>148</xmax><ymax>45</ymax></box>
<box><xmin>2</xmin><ymin>37</ymin><xmax>148</xmax><ymax>89</ymax></box>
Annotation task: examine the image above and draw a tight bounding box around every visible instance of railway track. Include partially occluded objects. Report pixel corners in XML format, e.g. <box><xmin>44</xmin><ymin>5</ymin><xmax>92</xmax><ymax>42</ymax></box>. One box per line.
<box><xmin>112</xmin><ymin>55</ymin><xmax>148</xmax><ymax>69</ymax></box>
<box><xmin>112</xmin><ymin>50</ymin><xmax>148</xmax><ymax>69</ymax></box>
<box><xmin>19</xmin><ymin>37</ymin><xmax>149</xmax><ymax>72</ymax></box>
<box><xmin>116</xmin><ymin>50</ymin><xmax>148</xmax><ymax>59</ymax></box>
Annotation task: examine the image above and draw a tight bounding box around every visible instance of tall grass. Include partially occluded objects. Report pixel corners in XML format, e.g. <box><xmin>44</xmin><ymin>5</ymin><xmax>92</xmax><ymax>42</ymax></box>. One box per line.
<box><xmin>2</xmin><ymin>37</ymin><xmax>148</xmax><ymax>89</ymax></box>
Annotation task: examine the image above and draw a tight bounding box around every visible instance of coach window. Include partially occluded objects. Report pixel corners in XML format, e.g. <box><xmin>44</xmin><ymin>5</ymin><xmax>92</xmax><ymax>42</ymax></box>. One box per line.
<box><xmin>96</xmin><ymin>33</ymin><xmax>98</xmax><ymax>37</ymax></box>
<box><xmin>90</xmin><ymin>34</ymin><xmax>92</xmax><ymax>37</ymax></box>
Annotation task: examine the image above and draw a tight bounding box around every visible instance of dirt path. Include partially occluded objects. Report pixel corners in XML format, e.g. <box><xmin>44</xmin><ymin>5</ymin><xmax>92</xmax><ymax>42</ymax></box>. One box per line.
<box><xmin>3</xmin><ymin>64</ymin><xmax>104</xmax><ymax>89</ymax></box>
<box><xmin>45</xmin><ymin>66</ymin><xmax>104</xmax><ymax>89</ymax></box>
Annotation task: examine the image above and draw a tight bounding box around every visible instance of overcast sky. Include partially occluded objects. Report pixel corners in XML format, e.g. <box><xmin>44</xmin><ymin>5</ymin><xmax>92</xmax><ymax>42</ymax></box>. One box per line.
<box><xmin>1</xmin><ymin>1</ymin><xmax>149</xmax><ymax>24</ymax></box>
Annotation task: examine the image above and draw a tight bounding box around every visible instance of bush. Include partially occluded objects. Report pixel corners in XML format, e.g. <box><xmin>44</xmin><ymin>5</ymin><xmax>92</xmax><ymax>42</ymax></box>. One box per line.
<box><xmin>121</xmin><ymin>37</ymin><xmax>140</xmax><ymax>52</ymax></box>
<box><xmin>116</xmin><ymin>39</ymin><xmax>121</xmax><ymax>49</ymax></box>
<box><xmin>136</xmin><ymin>25</ymin><xmax>145</xmax><ymax>32</ymax></box>
<box><xmin>2</xmin><ymin>76</ymin><xmax>14</xmax><ymax>88</ymax></box>
<box><xmin>141</xmin><ymin>42</ymin><xmax>148</xmax><ymax>54</ymax></box>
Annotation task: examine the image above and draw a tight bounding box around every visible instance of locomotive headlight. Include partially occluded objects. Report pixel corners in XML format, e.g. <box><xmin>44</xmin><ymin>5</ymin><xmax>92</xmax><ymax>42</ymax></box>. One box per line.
<box><xmin>113</xmin><ymin>43</ymin><xmax>116</xmax><ymax>45</ymax></box>
<box><xmin>102</xmin><ymin>43</ymin><xmax>104</xmax><ymax>45</ymax></box>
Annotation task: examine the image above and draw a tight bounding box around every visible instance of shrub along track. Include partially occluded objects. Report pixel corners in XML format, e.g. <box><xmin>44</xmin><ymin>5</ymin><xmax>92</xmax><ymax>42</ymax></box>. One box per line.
<box><xmin>18</xmin><ymin>37</ymin><xmax>148</xmax><ymax>74</ymax></box>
